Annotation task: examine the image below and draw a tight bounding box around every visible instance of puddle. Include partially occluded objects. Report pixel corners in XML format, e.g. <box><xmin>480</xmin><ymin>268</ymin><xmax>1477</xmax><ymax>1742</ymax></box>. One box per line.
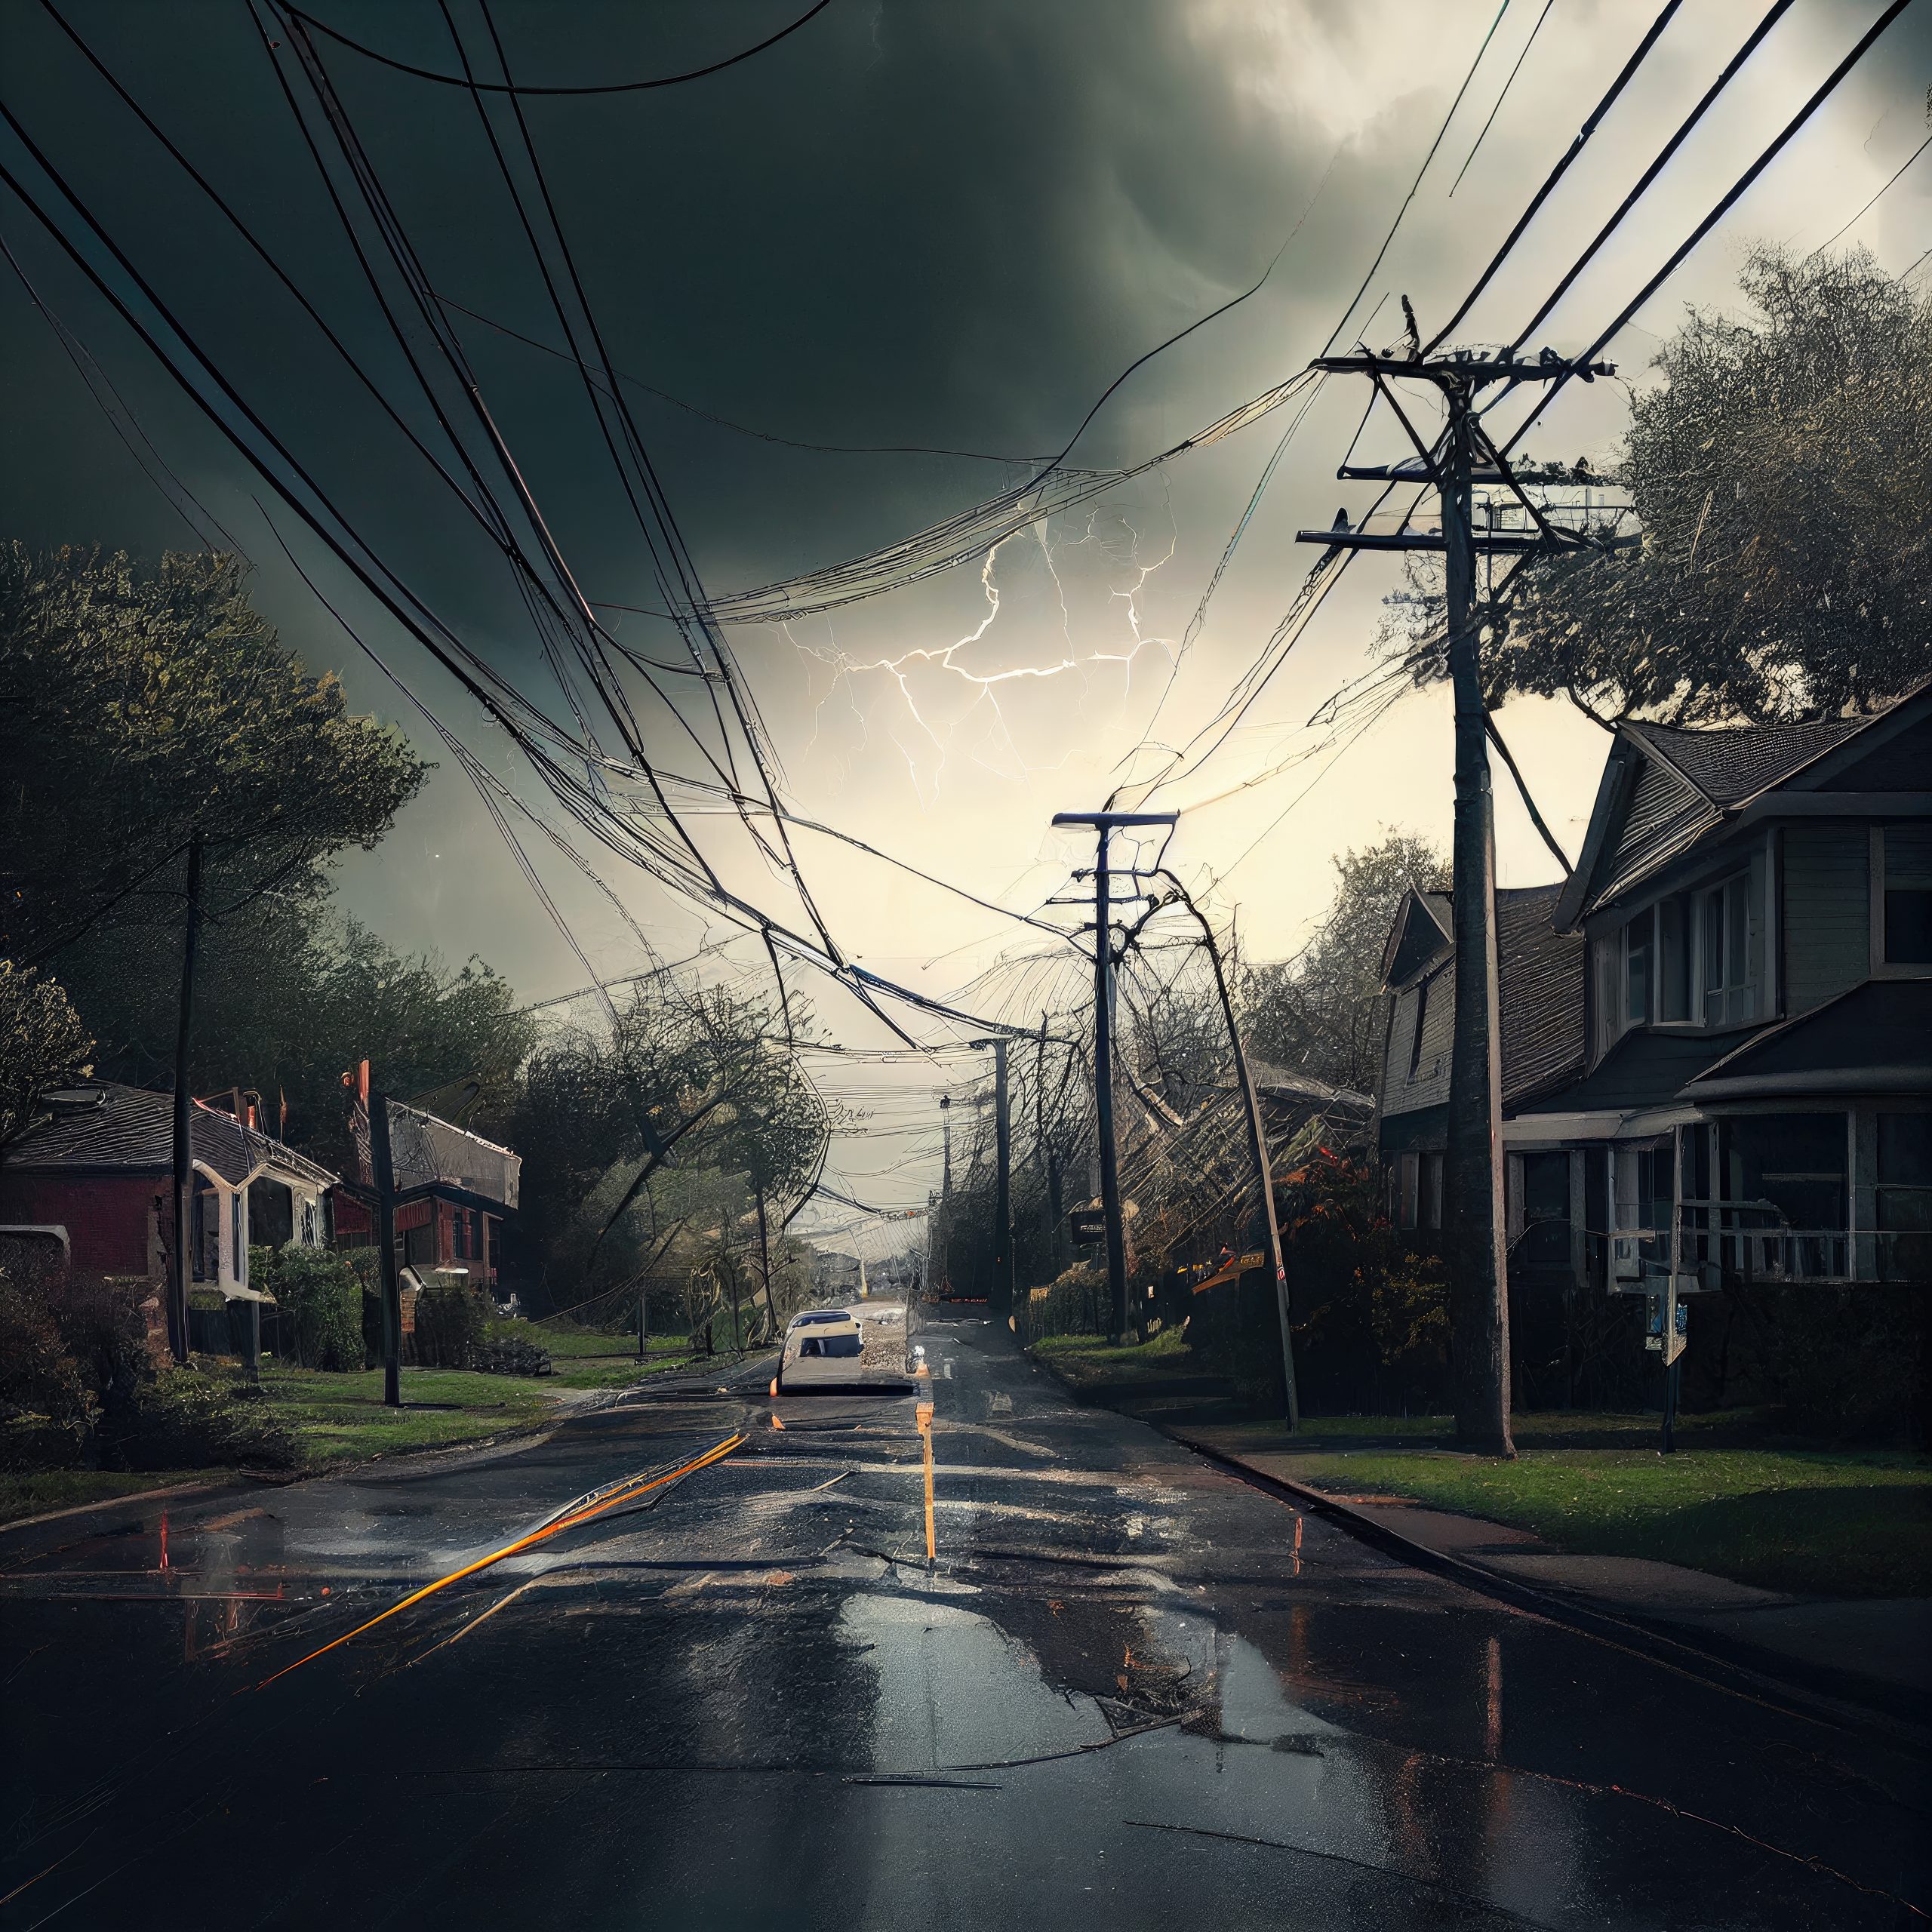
<box><xmin>839</xmin><ymin>1592</ymin><xmax>1111</xmax><ymax>1770</ymax></box>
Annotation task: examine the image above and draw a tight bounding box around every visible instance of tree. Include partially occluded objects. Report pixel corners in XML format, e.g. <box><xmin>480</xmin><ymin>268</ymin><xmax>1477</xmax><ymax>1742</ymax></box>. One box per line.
<box><xmin>0</xmin><ymin>544</ymin><xmax>426</xmax><ymax>963</ymax></box>
<box><xmin>0</xmin><ymin>960</ymin><xmax>93</xmax><ymax>1155</ymax></box>
<box><xmin>1240</xmin><ymin>832</ymin><xmax>1448</xmax><ymax>1095</ymax></box>
<box><xmin>508</xmin><ymin>977</ymin><xmax>834</xmax><ymax>1315</ymax></box>
<box><xmin>1383</xmin><ymin>246</ymin><xmax>1932</xmax><ymax>724</ymax></box>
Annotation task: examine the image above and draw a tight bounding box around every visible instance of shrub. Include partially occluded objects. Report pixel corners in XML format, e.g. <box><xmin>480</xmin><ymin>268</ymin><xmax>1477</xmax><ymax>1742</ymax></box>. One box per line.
<box><xmin>413</xmin><ymin>1282</ymin><xmax>484</xmax><ymax>1367</ymax></box>
<box><xmin>272</xmin><ymin>1248</ymin><xmax>365</xmax><ymax>1371</ymax></box>
<box><xmin>0</xmin><ymin>1254</ymin><xmax>151</xmax><ymax>1466</ymax></box>
<box><xmin>103</xmin><ymin>1366</ymin><xmax>297</xmax><ymax>1471</ymax></box>
<box><xmin>473</xmin><ymin>1331</ymin><xmax>552</xmax><ymax>1377</ymax></box>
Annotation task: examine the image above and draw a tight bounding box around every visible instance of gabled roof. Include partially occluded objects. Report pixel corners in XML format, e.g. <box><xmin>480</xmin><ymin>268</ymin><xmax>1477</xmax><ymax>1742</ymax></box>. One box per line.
<box><xmin>352</xmin><ymin>1100</ymin><xmax>521</xmax><ymax>1209</ymax></box>
<box><xmin>1555</xmin><ymin>677</ymin><xmax>1932</xmax><ymax>931</ymax></box>
<box><xmin>1380</xmin><ymin>885</ymin><xmax>1454</xmax><ymax>989</ymax></box>
<box><xmin>1377</xmin><ymin>884</ymin><xmax>1586</xmax><ymax>1112</ymax></box>
<box><xmin>3</xmin><ymin>1083</ymin><xmax>338</xmax><ymax>1188</ymax></box>
<box><xmin>1497</xmin><ymin>884</ymin><xmax>1587</xmax><ymax>1105</ymax></box>
<box><xmin>1622</xmin><ymin>715</ymin><xmax>1869</xmax><ymax>808</ymax></box>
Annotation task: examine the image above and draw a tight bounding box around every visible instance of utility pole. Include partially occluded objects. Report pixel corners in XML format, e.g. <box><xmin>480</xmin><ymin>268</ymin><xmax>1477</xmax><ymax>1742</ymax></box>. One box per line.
<box><xmin>368</xmin><ymin>1085</ymin><xmax>403</xmax><ymax>1409</ymax></box>
<box><xmin>1298</xmin><ymin>341</ymin><xmax>1625</xmax><ymax>1456</ymax></box>
<box><xmin>1052</xmin><ymin>810</ymin><xmax>1177</xmax><ymax>1341</ymax></box>
<box><xmin>168</xmin><ymin>831</ymin><xmax>203</xmax><ymax>1366</ymax></box>
<box><xmin>937</xmin><ymin>1092</ymin><xmax>952</xmax><ymax>1293</ymax></box>
<box><xmin>992</xmin><ymin>1038</ymin><xmax>1011</xmax><ymax>1318</ymax></box>
<box><xmin>1170</xmin><ymin>884</ymin><xmax>1300</xmax><ymax>1430</ymax></box>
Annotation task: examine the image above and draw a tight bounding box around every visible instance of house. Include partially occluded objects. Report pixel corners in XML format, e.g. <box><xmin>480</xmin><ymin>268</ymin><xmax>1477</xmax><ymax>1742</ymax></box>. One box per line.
<box><xmin>330</xmin><ymin>1094</ymin><xmax>521</xmax><ymax>1298</ymax></box>
<box><xmin>1376</xmin><ymin>678</ymin><xmax>1932</xmax><ymax>1312</ymax></box>
<box><xmin>0</xmin><ymin>1081</ymin><xmax>338</xmax><ymax>1338</ymax></box>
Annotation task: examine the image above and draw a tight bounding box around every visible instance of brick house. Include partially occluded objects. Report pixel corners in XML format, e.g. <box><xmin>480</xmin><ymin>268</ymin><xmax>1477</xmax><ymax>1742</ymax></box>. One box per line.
<box><xmin>0</xmin><ymin>1082</ymin><xmax>338</xmax><ymax>1336</ymax></box>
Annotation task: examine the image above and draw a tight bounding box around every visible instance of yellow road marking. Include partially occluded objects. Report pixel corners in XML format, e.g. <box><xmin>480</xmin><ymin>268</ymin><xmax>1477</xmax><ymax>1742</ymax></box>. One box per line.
<box><xmin>254</xmin><ymin>1433</ymin><xmax>746</xmax><ymax>1688</ymax></box>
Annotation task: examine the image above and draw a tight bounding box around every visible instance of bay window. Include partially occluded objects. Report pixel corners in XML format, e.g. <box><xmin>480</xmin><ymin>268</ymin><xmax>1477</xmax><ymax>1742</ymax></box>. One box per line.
<box><xmin>1604</xmin><ymin>855</ymin><xmax>1762</xmax><ymax>1043</ymax></box>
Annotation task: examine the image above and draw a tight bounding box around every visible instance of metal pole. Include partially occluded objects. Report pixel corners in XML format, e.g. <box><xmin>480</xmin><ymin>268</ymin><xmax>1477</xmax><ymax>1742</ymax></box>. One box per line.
<box><xmin>168</xmin><ymin>831</ymin><xmax>202</xmax><ymax>1367</ymax></box>
<box><xmin>991</xmin><ymin>1038</ymin><xmax>1013</xmax><ymax>1319</ymax></box>
<box><xmin>1662</xmin><ymin>1355</ymin><xmax>1679</xmax><ymax>1454</ymax></box>
<box><xmin>368</xmin><ymin>1089</ymin><xmax>402</xmax><ymax>1408</ymax></box>
<box><xmin>1441</xmin><ymin>382</ymin><xmax>1515</xmax><ymax>1458</ymax></box>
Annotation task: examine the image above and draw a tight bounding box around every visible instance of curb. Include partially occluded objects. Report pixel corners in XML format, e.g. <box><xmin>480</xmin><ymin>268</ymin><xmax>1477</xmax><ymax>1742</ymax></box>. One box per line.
<box><xmin>1155</xmin><ymin>1421</ymin><xmax>1932</xmax><ymax>1746</ymax></box>
<box><xmin>1019</xmin><ymin>1346</ymin><xmax>1931</xmax><ymax>1746</ymax></box>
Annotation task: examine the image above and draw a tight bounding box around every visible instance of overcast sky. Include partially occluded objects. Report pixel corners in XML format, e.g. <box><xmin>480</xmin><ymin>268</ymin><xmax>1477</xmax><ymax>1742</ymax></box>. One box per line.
<box><xmin>3</xmin><ymin>0</ymin><xmax>1927</xmax><ymax>1224</ymax></box>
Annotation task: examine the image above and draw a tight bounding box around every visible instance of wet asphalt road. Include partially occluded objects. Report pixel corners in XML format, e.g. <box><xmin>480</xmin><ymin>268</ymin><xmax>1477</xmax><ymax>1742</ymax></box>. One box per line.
<box><xmin>1</xmin><ymin>1313</ymin><xmax>1926</xmax><ymax>1930</ymax></box>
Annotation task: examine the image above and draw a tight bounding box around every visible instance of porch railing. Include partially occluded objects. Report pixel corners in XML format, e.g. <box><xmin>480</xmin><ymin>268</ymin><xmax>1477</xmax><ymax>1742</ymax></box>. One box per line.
<box><xmin>1607</xmin><ymin>1201</ymin><xmax>1926</xmax><ymax>1286</ymax></box>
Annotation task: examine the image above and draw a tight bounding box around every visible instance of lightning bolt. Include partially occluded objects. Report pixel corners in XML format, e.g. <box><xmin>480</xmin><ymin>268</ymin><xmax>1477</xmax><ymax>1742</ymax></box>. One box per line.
<box><xmin>783</xmin><ymin>494</ymin><xmax>1180</xmax><ymax>804</ymax></box>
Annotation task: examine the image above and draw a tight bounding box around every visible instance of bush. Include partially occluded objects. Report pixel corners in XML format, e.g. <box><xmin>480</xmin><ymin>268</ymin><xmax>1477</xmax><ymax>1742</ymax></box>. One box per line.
<box><xmin>413</xmin><ymin>1281</ymin><xmax>484</xmax><ymax>1368</ymax></box>
<box><xmin>272</xmin><ymin>1248</ymin><xmax>365</xmax><ymax>1371</ymax></box>
<box><xmin>1020</xmin><ymin>1263</ymin><xmax>1109</xmax><ymax>1343</ymax></box>
<box><xmin>0</xmin><ymin>1254</ymin><xmax>151</xmax><ymax>1467</ymax></box>
<box><xmin>473</xmin><ymin>1331</ymin><xmax>552</xmax><ymax>1377</ymax></box>
<box><xmin>103</xmin><ymin>1367</ymin><xmax>297</xmax><ymax>1471</ymax></box>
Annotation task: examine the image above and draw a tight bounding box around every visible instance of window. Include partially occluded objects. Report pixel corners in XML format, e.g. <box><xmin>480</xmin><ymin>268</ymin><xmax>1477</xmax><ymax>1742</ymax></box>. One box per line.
<box><xmin>1876</xmin><ymin>1112</ymin><xmax>1932</xmax><ymax>1281</ymax></box>
<box><xmin>1407</xmin><ymin>975</ymin><xmax>1432</xmax><ymax>1081</ymax></box>
<box><xmin>1420</xmin><ymin>1151</ymin><xmax>1444</xmax><ymax>1230</ymax></box>
<box><xmin>1657</xmin><ymin>895</ymin><xmax>1691</xmax><ymax>1021</ymax></box>
<box><xmin>1624</xmin><ymin>910</ymin><xmax>1652</xmax><ymax>1026</ymax></box>
<box><xmin>1879</xmin><ymin>825</ymin><xmax>1932</xmax><ymax>967</ymax></box>
<box><xmin>1702</xmin><ymin>872</ymin><xmax>1759</xmax><ymax>1026</ymax></box>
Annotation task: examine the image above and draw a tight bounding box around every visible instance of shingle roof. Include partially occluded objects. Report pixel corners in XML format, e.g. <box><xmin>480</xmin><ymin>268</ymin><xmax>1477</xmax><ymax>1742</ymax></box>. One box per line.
<box><xmin>1497</xmin><ymin>884</ymin><xmax>1586</xmax><ymax>1105</ymax></box>
<box><xmin>351</xmin><ymin>1100</ymin><xmax>521</xmax><ymax>1208</ymax></box>
<box><xmin>1621</xmin><ymin>715</ymin><xmax>1868</xmax><ymax>808</ymax></box>
<box><xmin>5</xmin><ymin>1083</ymin><xmax>338</xmax><ymax>1188</ymax></box>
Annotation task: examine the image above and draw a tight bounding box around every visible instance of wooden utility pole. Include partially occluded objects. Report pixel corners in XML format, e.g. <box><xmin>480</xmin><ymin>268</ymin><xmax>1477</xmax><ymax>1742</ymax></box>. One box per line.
<box><xmin>1298</xmin><ymin>344</ymin><xmax>1626</xmax><ymax>1456</ymax></box>
<box><xmin>1051</xmin><ymin>810</ymin><xmax>1177</xmax><ymax>1340</ymax></box>
<box><xmin>167</xmin><ymin>831</ymin><xmax>203</xmax><ymax>1366</ymax></box>
<box><xmin>368</xmin><ymin>1086</ymin><xmax>403</xmax><ymax>1408</ymax></box>
<box><xmin>1171</xmin><ymin>884</ymin><xmax>1299</xmax><ymax>1429</ymax></box>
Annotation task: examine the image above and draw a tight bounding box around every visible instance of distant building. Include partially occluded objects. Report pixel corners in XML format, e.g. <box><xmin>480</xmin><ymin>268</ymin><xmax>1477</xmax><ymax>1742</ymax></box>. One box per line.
<box><xmin>1375</xmin><ymin>678</ymin><xmax>1932</xmax><ymax>1306</ymax></box>
<box><xmin>331</xmin><ymin>1097</ymin><xmax>521</xmax><ymax>1298</ymax></box>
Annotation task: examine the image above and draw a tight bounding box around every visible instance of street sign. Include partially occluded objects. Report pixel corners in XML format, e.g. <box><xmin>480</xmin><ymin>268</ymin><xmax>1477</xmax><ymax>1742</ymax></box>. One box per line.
<box><xmin>1067</xmin><ymin>1208</ymin><xmax>1105</xmax><ymax>1246</ymax></box>
<box><xmin>1644</xmin><ymin>1281</ymin><xmax>1688</xmax><ymax>1365</ymax></box>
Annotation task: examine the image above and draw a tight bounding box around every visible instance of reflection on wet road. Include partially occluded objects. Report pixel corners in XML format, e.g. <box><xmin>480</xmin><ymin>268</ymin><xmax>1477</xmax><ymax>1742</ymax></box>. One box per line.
<box><xmin>1</xmin><ymin>1315</ymin><xmax>1925</xmax><ymax>1928</ymax></box>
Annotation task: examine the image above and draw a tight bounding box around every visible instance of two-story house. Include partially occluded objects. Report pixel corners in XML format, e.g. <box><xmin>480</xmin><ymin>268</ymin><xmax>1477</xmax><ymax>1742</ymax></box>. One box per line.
<box><xmin>1377</xmin><ymin>678</ymin><xmax>1932</xmax><ymax>1316</ymax></box>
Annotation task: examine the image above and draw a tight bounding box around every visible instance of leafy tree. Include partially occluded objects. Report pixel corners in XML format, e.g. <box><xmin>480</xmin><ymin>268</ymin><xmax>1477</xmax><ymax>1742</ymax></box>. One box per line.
<box><xmin>1383</xmin><ymin>246</ymin><xmax>1932</xmax><ymax>723</ymax></box>
<box><xmin>0</xmin><ymin>960</ymin><xmax>94</xmax><ymax>1154</ymax></box>
<box><xmin>48</xmin><ymin>901</ymin><xmax>533</xmax><ymax>1171</ymax></box>
<box><xmin>1240</xmin><ymin>831</ymin><xmax>1447</xmax><ymax>1095</ymax></box>
<box><xmin>0</xmin><ymin>543</ymin><xmax>425</xmax><ymax>965</ymax></box>
<box><xmin>509</xmin><ymin>978</ymin><xmax>834</xmax><ymax>1313</ymax></box>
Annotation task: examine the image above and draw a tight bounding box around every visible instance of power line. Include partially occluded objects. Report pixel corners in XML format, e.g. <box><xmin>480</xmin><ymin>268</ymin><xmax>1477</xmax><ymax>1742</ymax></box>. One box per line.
<box><xmin>1426</xmin><ymin>1</ymin><xmax>1681</xmax><ymax>349</ymax></box>
<box><xmin>283</xmin><ymin>0</ymin><xmax>835</xmax><ymax>95</ymax></box>
<box><xmin>1807</xmin><ymin>129</ymin><xmax>1932</xmax><ymax>258</ymax></box>
<box><xmin>1323</xmin><ymin>0</ymin><xmax>1513</xmax><ymax>355</ymax></box>
<box><xmin>1448</xmin><ymin>0</ymin><xmax>1554</xmax><ymax>198</ymax></box>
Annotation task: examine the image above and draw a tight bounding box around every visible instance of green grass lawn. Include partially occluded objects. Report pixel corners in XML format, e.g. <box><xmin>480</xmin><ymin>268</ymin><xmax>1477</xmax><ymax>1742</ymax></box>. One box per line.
<box><xmin>509</xmin><ymin>1326</ymin><xmax>706</xmax><ymax>1391</ymax></box>
<box><xmin>1029</xmin><ymin>1328</ymin><xmax>1202</xmax><ymax>1387</ymax></box>
<box><xmin>0</xmin><ymin>1468</ymin><xmax>218</xmax><ymax>1529</ymax></box>
<box><xmin>1202</xmin><ymin>1412</ymin><xmax>1932</xmax><ymax>1599</ymax></box>
<box><xmin>260</xmin><ymin>1365</ymin><xmax>557</xmax><ymax>1467</ymax></box>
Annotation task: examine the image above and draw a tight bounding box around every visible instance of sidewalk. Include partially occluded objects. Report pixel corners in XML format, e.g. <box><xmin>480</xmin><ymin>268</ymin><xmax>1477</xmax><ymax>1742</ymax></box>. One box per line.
<box><xmin>1176</xmin><ymin>1421</ymin><xmax>1932</xmax><ymax>1724</ymax></box>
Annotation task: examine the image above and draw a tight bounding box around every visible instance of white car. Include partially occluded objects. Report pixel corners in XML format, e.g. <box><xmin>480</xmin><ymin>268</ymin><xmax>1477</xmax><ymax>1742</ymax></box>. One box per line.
<box><xmin>777</xmin><ymin>1312</ymin><xmax>866</xmax><ymax>1389</ymax></box>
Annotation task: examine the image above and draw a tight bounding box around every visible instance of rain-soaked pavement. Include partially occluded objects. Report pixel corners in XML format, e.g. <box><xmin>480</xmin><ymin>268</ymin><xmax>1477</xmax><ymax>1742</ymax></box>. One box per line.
<box><xmin>1</xmin><ymin>1312</ymin><xmax>1925</xmax><ymax>1929</ymax></box>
